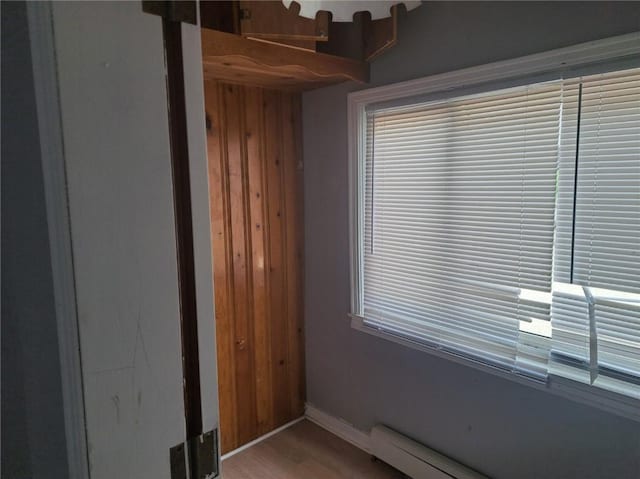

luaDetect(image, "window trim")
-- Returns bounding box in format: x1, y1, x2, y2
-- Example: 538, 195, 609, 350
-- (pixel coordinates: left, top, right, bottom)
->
347, 32, 640, 422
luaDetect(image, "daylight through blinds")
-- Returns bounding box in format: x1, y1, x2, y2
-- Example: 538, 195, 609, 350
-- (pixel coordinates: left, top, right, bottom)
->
360, 67, 640, 395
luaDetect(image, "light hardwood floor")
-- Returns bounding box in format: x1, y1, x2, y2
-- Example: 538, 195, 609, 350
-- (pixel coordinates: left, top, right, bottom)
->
221, 419, 406, 479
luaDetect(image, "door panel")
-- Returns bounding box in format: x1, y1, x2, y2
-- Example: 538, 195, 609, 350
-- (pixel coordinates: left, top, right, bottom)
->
49, 3, 213, 477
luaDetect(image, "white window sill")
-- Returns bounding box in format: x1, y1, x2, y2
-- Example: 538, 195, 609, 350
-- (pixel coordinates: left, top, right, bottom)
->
350, 315, 640, 423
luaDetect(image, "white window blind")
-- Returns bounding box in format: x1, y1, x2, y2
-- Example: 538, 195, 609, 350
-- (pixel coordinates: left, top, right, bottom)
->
550, 69, 640, 399
360, 67, 640, 394
362, 82, 562, 380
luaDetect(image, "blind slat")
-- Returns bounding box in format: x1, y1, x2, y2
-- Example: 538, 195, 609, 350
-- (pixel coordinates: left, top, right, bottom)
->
360, 67, 640, 398
364, 82, 560, 379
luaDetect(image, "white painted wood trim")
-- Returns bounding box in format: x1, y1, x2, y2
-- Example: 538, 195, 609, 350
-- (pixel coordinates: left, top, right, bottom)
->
220, 417, 305, 461
181, 18, 221, 439
26, 3, 90, 478
306, 404, 491, 479
305, 405, 490, 478
348, 32, 640, 318
347, 93, 366, 316
370, 425, 488, 479
348, 32, 640, 105
347, 32, 640, 424
352, 307, 640, 423
305, 404, 372, 453
350, 315, 546, 390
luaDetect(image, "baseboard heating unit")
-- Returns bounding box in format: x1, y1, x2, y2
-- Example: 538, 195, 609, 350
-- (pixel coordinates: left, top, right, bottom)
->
370, 425, 488, 479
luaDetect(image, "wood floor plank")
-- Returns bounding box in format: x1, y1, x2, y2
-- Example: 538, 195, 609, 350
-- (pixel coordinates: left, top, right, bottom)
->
221, 420, 406, 479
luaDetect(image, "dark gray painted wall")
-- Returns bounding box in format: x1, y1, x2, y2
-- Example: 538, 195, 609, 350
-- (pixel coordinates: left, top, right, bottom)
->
302, 3, 640, 478
1, 2, 70, 478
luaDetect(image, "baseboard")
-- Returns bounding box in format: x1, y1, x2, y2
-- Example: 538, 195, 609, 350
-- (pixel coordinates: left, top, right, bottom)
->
304, 404, 487, 479
220, 416, 305, 461
304, 403, 372, 453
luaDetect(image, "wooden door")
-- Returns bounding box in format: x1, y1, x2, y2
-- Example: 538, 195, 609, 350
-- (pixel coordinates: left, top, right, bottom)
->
204, 81, 305, 453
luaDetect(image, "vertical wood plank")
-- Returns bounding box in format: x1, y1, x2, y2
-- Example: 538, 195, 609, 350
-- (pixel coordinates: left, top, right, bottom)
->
244, 86, 274, 436
293, 94, 307, 414
222, 84, 258, 447
205, 81, 305, 453
204, 81, 238, 453
282, 93, 306, 416
263, 89, 292, 427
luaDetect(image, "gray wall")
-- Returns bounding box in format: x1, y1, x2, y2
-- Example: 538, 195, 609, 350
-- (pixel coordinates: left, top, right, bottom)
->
303, 3, 640, 478
1, 2, 69, 478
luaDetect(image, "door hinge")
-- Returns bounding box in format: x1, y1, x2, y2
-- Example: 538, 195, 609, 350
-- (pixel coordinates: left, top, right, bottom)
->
170, 442, 188, 479
170, 429, 220, 479
190, 429, 219, 479
142, 1, 197, 25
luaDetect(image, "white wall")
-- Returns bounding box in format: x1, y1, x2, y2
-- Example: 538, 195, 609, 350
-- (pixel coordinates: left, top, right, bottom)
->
303, 3, 640, 478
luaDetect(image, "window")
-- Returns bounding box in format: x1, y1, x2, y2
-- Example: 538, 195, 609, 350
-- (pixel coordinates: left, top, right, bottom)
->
363, 82, 561, 380
550, 70, 640, 398
349, 36, 640, 414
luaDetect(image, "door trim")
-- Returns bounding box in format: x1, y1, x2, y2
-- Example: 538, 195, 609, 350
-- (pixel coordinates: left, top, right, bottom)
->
26, 3, 90, 478
179, 18, 221, 437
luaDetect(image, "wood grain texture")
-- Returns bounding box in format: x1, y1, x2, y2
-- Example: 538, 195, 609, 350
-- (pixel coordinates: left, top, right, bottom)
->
221, 420, 405, 479
205, 80, 305, 454
201, 28, 369, 91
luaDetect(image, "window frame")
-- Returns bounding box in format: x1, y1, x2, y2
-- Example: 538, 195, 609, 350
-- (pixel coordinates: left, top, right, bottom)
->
347, 32, 640, 421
